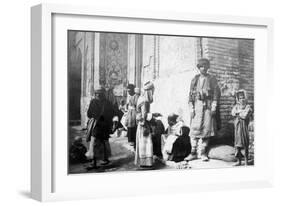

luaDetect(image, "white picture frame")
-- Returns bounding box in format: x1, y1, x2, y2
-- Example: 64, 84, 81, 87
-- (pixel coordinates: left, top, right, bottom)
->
31, 3, 274, 202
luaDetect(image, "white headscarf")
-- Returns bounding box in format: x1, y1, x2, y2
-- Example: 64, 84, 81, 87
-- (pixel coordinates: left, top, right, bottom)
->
143, 81, 154, 103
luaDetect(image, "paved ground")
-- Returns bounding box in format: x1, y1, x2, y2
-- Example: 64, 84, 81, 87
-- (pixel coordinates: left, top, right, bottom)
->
68, 126, 250, 174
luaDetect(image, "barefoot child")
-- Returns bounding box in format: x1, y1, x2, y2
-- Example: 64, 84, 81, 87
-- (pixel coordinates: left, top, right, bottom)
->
231, 90, 252, 166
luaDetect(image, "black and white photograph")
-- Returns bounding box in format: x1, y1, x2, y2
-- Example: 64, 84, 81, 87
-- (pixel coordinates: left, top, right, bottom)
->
67, 30, 254, 174
2, 0, 280, 204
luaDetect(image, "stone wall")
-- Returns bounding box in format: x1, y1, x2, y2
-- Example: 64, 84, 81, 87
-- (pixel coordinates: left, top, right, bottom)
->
143, 35, 198, 127
238, 40, 254, 107
71, 32, 131, 128
68, 31, 95, 127
68, 31, 82, 122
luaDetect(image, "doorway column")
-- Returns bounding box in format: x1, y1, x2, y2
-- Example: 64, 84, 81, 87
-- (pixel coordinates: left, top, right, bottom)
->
135, 35, 143, 88
80, 32, 95, 128
127, 34, 136, 85
93, 32, 100, 89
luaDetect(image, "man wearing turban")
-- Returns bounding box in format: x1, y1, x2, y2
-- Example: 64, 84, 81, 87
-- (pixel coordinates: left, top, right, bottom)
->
125, 84, 139, 148
185, 58, 220, 162
85, 86, 117, 169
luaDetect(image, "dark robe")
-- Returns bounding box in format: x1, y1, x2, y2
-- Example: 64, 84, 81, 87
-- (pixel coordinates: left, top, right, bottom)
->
167, 127, 192, 162
87, 98, 116, 140
150, 118, 165, 157
169, 135, 191, 162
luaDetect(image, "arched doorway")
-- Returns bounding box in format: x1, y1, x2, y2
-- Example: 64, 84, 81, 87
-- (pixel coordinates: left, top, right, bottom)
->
68, 32, 82, 125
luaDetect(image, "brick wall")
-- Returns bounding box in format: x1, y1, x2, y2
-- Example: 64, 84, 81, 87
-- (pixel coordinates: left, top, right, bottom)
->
202, 38, 254, 128
238, 40, 254, 107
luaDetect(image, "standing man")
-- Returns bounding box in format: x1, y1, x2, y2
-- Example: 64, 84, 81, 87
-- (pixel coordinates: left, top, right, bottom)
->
86, 86, 117, 169
126, 84, 140, 148
185, 58, 220, 161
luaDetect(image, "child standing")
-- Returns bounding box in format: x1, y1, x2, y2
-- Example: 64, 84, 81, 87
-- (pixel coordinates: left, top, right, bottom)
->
231, 90, 252, 166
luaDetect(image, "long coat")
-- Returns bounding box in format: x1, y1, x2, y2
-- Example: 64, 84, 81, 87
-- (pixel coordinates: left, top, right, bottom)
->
134, 96, 154, 166
85, 98, 117, 160
188, 73, 221, 138
87, 98, 116, 140
231, 104, 252, 148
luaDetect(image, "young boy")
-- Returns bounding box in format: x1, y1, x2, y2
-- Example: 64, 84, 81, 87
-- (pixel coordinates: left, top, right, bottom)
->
231, 90, 252, 166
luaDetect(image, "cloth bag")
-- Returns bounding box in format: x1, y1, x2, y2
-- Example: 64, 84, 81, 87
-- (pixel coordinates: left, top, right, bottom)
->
85, 119, 97, 160
85, 136, 95, 160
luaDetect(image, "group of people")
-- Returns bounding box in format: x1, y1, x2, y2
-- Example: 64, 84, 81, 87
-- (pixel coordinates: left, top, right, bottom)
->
76, 58, 252, 170
186, 58, 252, 166
120, 82, 192, 167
